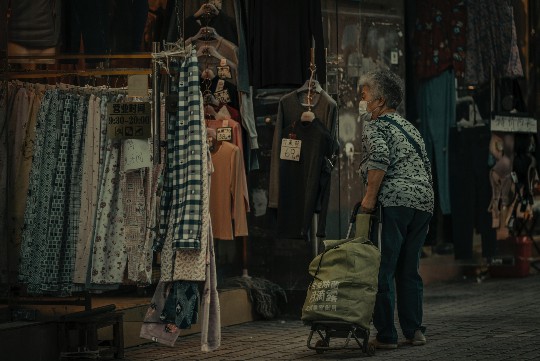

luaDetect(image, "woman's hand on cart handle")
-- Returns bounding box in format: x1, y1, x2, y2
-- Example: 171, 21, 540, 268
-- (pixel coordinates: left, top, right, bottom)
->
361, 195, 377, 214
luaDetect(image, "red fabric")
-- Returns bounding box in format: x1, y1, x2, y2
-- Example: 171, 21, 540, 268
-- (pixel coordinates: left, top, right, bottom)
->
413, 0, 466, 79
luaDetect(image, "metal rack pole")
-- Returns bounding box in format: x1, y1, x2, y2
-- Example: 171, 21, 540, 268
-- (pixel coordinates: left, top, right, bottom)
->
152, 42, 161, 165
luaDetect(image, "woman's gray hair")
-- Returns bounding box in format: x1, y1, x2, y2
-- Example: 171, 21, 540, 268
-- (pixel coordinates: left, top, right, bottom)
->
359, 70, 404, 109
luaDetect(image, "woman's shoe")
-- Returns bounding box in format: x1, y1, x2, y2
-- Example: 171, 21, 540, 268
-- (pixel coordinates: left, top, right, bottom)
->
406, 330, 427, 346
369, 339, 398, 349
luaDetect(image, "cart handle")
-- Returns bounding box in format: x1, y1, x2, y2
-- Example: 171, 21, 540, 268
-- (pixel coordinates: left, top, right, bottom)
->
349, 202, 362, 224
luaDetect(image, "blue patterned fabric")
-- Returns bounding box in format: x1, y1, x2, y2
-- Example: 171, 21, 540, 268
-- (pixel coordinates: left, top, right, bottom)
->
160, 281, 200, 329
155, 50, 203, 251
20, 90, 86, 295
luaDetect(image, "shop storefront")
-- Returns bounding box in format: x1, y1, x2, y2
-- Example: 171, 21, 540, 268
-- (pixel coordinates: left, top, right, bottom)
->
0, 0, 538, 359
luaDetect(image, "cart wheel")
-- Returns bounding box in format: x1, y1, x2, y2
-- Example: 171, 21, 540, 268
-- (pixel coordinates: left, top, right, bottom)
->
315, 340, 327, 354
367, 343, 376, 356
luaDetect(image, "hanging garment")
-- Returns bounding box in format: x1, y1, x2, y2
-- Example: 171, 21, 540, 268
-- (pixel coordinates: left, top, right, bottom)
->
122, 170, 150, 283
160, 97, 210, 283
247, 0, 325, 88
160, 282, 200, 329
0, 85, 8, 284
199, 53, 238, 87
60, 0, 109, 63
413, 0, 466, 79
20, 91, 83, 295
449, 126, 497, 260
6, 87, 40, 283
276, 118, 337, 242
418, 68, 456, 215
232, 0, 250, 93
141, 223, 220, 350
465, 0, 523, 85
90, 94, 127, 285
269, 90, 338, 208
210, 141, 249, 240
19, 90, 56, 290
202, 77, 239, 110
200, 224, 220, 352
8, 0, 61, 48
188, 37, 239, 66
173, 103, 211, 282
65, 94, 89, 286
156, 51, 204, 252
73, 95, 102, 284
140, 281, 182, 347
206, 118, 244, 160
240, 89, 259, 153
39, 92, 80, 295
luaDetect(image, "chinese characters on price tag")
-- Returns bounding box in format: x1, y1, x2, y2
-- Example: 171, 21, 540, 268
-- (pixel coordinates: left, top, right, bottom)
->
216, 127, 232, 141
280, 138, 302, 162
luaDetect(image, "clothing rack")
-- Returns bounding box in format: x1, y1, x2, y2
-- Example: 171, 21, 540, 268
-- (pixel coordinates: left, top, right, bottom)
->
1, 54, 158, 321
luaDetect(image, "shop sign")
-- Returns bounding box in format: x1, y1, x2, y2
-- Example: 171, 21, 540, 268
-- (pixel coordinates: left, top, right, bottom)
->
492, 115, 537, 133
107, 102, 152, 139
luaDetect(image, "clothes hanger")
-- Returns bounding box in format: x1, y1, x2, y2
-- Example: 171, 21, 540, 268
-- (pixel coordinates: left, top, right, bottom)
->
196, 45, 226, 61
205, 104, 217, 119
207, 128, 221, 153
296, 79, 322, 94
301, 49, 317, 122
203, 92, 220, 107
186, 27, 223, 45
203, 91, 219, 119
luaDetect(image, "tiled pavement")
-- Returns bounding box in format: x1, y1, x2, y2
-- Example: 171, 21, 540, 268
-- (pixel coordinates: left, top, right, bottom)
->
126, 274, 540, 360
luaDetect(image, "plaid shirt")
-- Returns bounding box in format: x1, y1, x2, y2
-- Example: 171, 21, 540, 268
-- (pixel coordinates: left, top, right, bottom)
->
155, 51, 203, 251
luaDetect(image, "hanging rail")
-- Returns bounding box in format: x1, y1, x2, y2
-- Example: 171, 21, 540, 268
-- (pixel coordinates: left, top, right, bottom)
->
7, 53, 152, 60
6, 68, 152, 79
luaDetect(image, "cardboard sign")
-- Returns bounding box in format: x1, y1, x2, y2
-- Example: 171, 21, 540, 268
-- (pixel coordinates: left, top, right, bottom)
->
127, 74, 149, 97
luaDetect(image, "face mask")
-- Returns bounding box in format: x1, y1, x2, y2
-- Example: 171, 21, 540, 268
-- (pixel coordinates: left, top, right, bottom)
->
358, 100, 372, 119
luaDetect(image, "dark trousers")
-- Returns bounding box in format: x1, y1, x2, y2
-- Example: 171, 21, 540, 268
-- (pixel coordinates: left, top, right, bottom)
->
449, 126, 497, 260
371, 206, 431, 343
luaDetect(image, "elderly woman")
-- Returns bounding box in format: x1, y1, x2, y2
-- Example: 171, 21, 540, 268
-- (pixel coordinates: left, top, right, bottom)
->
358, 70, 434, 349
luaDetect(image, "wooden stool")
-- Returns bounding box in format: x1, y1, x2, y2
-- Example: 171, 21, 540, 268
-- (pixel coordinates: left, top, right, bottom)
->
58, 305, 124, 359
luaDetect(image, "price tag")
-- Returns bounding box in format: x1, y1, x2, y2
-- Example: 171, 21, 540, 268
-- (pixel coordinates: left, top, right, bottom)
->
280, 138, 302, 162
390, 51, 399, 65
214, 89, 231, 104
123, 139, 152, 171
217, 65, 232, 79
216, 127, 232, 141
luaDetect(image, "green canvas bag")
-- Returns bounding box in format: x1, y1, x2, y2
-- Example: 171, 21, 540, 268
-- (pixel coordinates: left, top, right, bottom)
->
301, 233, 380, 330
